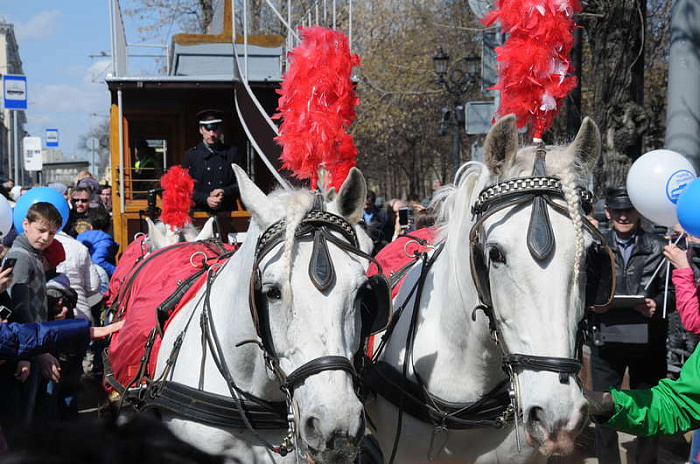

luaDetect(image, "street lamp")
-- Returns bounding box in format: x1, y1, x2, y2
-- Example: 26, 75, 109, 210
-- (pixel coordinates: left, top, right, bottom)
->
433, 49, 481, 178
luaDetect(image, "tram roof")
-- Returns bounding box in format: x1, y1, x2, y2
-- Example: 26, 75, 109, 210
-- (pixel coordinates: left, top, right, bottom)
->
107, 41, 283, 91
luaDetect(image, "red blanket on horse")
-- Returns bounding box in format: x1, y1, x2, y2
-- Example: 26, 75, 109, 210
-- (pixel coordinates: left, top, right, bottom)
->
367, 227, 438, 297
106, 238, 236, 389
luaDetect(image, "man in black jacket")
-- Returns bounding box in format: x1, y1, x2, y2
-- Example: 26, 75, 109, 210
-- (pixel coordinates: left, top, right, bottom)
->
183, 109, 242, 211
590, 186, 673, 464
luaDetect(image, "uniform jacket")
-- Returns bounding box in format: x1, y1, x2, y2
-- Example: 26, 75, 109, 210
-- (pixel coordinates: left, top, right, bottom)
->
55, 232, 101, 323
671, 268, 700, 333
183, 141, 241, 211
0, 318, 90, 361
595, 228, 673, 344
606, 340, 700, 436
77, 229, 119, 277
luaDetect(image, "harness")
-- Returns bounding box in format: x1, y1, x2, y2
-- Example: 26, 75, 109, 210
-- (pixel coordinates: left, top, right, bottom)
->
109, 197, 392, 459
363, 145, 616, 461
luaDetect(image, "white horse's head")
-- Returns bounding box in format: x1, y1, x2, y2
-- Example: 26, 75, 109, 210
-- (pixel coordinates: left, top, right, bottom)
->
235, 165, 370, 463
461, 115, 601, 455
145, 216, 216, 250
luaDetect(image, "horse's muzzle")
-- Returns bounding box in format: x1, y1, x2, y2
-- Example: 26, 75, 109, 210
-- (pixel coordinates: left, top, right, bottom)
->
524, 403, 588, 456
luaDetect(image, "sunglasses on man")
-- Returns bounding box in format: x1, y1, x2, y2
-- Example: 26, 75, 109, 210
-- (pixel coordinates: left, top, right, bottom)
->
71, 198, 89, 203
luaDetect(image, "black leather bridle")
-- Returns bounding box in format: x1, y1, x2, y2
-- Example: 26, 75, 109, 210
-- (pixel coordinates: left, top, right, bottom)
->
244, 199, 391, 454
467, 146, 616, 449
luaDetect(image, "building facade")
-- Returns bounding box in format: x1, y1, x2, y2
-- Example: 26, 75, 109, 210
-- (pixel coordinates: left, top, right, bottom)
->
0, 19, 26, 182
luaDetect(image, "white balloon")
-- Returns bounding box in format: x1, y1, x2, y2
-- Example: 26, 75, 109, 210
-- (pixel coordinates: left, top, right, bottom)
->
0, 195, 12, 237
626, 149, 697, 227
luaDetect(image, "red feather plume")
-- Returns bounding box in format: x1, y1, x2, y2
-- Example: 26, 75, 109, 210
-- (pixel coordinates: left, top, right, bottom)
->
160, 166, 195, 230
483, 0, 582, 139
274, 26, 361, 190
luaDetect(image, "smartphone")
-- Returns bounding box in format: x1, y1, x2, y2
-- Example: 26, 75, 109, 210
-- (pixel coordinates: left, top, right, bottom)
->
398, 207, 410, 227
0, 305, 12, 320
2, 258, 17, 271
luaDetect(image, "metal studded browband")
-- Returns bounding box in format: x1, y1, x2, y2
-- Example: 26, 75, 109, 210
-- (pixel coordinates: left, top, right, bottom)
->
255, 210, 359, 258
471, 176, 593, 217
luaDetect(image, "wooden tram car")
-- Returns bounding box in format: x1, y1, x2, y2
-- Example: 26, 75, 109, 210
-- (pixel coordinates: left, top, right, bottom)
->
107, 6, 288, 250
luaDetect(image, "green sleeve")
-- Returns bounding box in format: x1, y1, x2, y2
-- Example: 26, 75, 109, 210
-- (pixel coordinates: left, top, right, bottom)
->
605, 346, 700, 436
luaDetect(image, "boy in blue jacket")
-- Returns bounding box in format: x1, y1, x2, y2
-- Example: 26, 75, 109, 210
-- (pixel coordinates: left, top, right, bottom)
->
77, 209, 118, 279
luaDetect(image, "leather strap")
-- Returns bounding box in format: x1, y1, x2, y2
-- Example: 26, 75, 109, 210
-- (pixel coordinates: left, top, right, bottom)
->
142, 381, 287, 430
281, 355, 357, 391
363, 361, 511, 429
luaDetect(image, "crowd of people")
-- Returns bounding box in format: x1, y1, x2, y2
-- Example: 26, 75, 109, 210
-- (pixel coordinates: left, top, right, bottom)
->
0, 146, 698, 463
0, 171, 120, 450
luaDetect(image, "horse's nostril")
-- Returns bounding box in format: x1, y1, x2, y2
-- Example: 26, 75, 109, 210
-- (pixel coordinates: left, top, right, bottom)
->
327, 430, 350, 450
304, 416, 323, 446
528, 406, 545, 425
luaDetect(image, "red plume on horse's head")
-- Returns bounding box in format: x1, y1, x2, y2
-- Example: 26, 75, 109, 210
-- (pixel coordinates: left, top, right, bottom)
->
160, 166, 195, 230
274, 26, 361, 190
484, 0, 582, 140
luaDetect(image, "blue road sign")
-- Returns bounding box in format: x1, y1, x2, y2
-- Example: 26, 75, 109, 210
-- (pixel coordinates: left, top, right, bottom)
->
3, 75, 27, 110
46, 129, 59, 147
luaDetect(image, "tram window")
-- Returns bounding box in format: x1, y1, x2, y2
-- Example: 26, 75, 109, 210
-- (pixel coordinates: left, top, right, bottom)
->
131, 139, 166, 199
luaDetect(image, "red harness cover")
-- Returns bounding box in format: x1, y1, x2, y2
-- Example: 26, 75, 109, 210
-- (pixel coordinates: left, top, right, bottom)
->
365, 228, 438, 358
106, 238, 235, 388
367, 227, 438, 297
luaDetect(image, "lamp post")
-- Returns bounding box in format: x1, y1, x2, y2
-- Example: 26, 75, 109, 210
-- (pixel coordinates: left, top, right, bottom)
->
433, 48, 481, 179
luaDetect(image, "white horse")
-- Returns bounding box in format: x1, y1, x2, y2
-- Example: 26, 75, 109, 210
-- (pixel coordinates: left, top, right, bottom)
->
151, 165, 375, 463
365, 115, 605, 463
144, 216, 216, 250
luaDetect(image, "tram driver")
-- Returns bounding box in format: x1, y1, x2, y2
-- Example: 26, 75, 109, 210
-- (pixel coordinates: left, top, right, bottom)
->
183, 109, 242, 212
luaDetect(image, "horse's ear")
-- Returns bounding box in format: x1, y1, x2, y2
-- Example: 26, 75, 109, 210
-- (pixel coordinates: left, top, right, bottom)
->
232, 164, 276, 227
146, 217, 167, 250
484, 114, 518, 177
570, 117, 601, 171
181, 223, 198, 242
325, 187, 337, 202
194, 217, 216, 241
334, 167, 366, 224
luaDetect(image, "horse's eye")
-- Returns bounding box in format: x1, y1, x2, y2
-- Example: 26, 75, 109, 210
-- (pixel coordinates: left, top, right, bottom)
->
265, 286, 282, 300
489, 247, 506, 265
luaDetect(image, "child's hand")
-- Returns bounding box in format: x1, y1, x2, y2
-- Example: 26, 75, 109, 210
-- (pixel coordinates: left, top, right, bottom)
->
0, 266, 13, 294
14, 360, 30, 383
90, 320, 125, 340
36, 353, 61, 382
663, 245, 690, 269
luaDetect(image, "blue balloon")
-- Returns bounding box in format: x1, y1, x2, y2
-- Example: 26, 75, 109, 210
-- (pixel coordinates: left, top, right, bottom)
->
13, 187, 70, 234
677, 178, 700, 238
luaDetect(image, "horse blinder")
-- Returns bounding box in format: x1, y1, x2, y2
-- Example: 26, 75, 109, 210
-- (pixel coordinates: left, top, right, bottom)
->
359, 274, 393, 337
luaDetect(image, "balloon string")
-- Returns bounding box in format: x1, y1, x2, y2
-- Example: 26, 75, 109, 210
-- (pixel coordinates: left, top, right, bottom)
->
644, 231, 686, 294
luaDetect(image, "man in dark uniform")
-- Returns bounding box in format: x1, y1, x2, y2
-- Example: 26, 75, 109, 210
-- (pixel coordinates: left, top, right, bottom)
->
590, 186, 673, 464
183, 109, 241, 211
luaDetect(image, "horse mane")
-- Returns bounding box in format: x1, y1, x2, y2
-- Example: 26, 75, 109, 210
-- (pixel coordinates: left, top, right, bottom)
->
266, 189, 316, 306
431, 161, 491, 305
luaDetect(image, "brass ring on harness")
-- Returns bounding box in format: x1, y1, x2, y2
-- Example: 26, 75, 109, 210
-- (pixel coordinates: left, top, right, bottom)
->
189, 251, 208, 268
403, 240, 435, 258
208, 262, 223, 274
